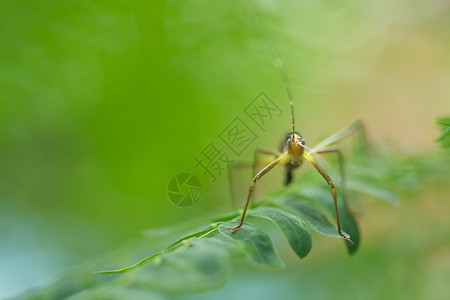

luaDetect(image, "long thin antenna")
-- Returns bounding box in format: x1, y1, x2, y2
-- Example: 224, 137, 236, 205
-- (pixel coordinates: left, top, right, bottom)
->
244, 0, 296, 137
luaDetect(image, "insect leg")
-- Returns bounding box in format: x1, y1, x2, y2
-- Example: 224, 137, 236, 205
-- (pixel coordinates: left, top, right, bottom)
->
253, 147, 280, 177
228, 156, 277, 208
311, 119, 368, 154
232, 154, 287, 232
304, 153, 354, 245
314, 147, 353, 216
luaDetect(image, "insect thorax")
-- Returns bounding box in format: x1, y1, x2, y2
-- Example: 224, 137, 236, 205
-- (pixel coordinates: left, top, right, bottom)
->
280, 132, 305, 167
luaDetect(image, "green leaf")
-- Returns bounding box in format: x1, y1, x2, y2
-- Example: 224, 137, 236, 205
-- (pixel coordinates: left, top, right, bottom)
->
436, 117, 450, 148
436, 117, 450, 127
97, 226, 219, 274
165, 224, 218, 248
143, 213, 239, 239
294, 187, 360, 254
131, 238, 232, 293
96, 252, 163, 274
281, 199, 346, 239
340, 212, 360, 254
347, 180, 399, 204
218, 221, 284, 268
249, 207, 312, 259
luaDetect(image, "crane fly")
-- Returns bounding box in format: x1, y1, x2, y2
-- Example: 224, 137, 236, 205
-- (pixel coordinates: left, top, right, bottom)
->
230, 3, 366, 246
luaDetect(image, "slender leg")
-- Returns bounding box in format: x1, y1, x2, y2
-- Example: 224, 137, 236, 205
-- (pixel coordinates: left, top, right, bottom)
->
253, 147, 280, 177
228, 150, 280, 207
227, 163, 236, 207
356, 120, 369, 155
251, 148, 280, 202
304, 153, 354, 245
311, 119, 368, 154
228, 157, 278, 208
232, 154, 287, 232
228, 161, 256, 208
315, 147, 353, 216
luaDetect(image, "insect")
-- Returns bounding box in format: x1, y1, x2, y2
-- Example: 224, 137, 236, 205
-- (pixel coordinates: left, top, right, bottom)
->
230, 4, 367, 245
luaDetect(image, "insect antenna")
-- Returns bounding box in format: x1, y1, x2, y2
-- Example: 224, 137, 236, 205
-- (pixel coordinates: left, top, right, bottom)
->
245, 0, 296, 139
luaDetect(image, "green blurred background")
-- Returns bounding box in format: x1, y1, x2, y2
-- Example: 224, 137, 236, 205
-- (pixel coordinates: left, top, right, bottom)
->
0, 0, 449, 299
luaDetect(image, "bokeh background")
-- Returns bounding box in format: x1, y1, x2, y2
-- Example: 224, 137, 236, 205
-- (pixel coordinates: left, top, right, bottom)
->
0, 0, 449, 299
